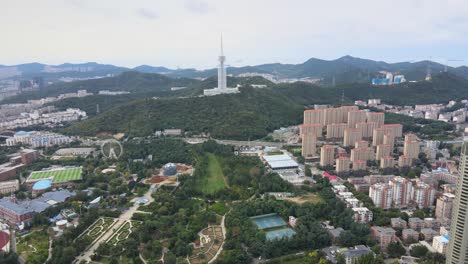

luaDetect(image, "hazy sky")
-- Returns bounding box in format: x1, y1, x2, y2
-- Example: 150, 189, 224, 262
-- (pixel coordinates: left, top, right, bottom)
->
1, 0, 468, 68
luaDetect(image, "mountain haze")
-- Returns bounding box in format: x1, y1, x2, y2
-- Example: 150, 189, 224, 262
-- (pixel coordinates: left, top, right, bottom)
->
2, 56, 467, 84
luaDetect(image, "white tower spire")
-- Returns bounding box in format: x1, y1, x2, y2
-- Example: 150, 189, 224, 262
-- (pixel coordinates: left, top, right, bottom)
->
220, 34, 224, 56
217, 34, 227, 90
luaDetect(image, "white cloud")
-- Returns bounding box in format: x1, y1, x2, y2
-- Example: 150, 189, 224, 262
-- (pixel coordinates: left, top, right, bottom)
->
0, 0, 467, 68
136, 8, 159, 20
184, 0, 211, 14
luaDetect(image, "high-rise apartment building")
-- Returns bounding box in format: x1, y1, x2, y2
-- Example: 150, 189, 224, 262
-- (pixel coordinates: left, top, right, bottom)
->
369, 183, 393, 209
348, 110, 367, 128
373, 124, 403, 146
353, 160, 367, 171
351, 147, 375, 162
344, 128, 362, 147
389, 176, 411, 208
383, 134, 395, 147
301, 133, 317, 158
355, 140, 368, 148
367, 112, 385, 127
381, 124, 403, 138
411, 182, 435, 208
435, 193, 455, 222
404, 139, 420, 159
326, 123, 348, 140
356, 122, 378, 139
376, 144, 392, 160
380, 156, 395, 169
300, 123, 323, 138
447, 142, 468, 263
336, 157, 351, 173
320, 145, 335, 167
303, 109, 324, 125
398, 155, 413, 167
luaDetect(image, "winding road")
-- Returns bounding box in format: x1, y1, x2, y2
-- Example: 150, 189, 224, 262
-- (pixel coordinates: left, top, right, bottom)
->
74, 187, 155, 263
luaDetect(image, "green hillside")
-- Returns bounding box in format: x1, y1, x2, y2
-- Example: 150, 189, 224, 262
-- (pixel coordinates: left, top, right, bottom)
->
61, 72, 468, 140
3, 71, 201, 104
274, 73, 468, 106
63, 87, 303, 139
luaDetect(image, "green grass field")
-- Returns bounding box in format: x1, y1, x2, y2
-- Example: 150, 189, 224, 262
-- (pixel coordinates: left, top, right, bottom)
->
200, 154, 226, 194
29, 167, 83, 183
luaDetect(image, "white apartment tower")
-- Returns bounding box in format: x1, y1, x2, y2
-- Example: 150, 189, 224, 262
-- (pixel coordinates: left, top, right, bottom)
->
447, 142, 468, 263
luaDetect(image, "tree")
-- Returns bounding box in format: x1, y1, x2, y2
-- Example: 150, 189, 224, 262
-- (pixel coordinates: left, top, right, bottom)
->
410, 245, 429, 258
387, 242, 406, 258
336, 253, 346, 264
0, 252, 18, 264
337, 231, 356, 247
164, 251, 177, 264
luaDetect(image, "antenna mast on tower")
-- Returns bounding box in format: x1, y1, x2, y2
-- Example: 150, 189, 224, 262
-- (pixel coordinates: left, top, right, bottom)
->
425, 57, 432, 81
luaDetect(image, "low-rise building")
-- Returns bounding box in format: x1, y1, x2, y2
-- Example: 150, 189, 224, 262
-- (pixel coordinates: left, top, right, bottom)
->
391, 218, 408, 229
343, 245, 373, 264
408, 217, 425, 231
0, 163, 24, 181
54, 148, 95, 157
0, 180, 20, 194
0, 190, 75, 224
371, 226, 396, 249
402, 229, 419, 242
432, 235, 449, 254
421, 228, 439, 241
352, 207, 373, 223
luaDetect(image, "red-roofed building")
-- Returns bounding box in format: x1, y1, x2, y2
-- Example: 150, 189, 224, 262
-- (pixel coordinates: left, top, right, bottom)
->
323, 171, 338, 181
0, 231, 9, 252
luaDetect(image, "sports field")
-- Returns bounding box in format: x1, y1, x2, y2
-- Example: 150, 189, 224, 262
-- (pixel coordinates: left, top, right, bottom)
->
250, 213, 287, 230
250, 213, 296, 241
28, 167, 83, 183
265, 228, 296, 241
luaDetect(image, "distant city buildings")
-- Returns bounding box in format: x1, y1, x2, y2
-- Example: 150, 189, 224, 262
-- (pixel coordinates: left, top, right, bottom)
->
372, 72, 406, 85
0, 108, 86, 130
98, 90, 130, 95
6, 131, 73, 147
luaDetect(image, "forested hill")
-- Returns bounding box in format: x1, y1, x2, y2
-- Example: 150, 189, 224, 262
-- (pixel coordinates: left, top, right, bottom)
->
2, 71, 201, 104
274, 73, 468, 106
61, 73, 468, 139
63, 87, 304, 140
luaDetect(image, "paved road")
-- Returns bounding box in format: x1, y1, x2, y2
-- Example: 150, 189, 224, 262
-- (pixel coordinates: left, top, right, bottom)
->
208, 213, 227, 264
183, 137, 299, 148
75, 187, 155, 263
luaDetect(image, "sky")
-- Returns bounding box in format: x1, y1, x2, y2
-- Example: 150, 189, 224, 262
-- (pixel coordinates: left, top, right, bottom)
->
1, 0, 468, 69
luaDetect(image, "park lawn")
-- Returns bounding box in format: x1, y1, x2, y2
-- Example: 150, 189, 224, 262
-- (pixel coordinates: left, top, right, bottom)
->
201, 153, 227, 194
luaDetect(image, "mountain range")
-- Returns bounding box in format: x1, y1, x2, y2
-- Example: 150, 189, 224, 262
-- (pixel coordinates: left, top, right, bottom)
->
2, 56, 468, 84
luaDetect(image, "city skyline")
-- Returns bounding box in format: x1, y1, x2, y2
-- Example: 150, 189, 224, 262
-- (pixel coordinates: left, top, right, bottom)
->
1, 0, 468, 68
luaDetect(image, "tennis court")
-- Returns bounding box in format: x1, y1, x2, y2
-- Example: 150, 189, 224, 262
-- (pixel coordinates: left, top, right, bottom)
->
250, 213, 297, 241
265, 228, 296, 241
250, 213, 287, 230
28, 167, 83, 183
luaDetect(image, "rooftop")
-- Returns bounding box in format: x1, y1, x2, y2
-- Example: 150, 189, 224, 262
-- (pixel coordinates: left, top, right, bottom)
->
0, 190, 75, 215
